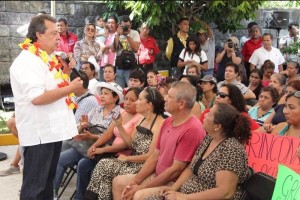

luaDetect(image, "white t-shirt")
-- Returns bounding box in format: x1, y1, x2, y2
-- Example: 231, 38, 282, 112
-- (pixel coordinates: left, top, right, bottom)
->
10, 50, 78, 146
179, 49, 208, 74
249, 46, 285, 73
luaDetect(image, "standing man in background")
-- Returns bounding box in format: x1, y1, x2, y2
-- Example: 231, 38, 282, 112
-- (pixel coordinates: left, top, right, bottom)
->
241, 25, 262, 78
10, 14, 82, 199
113, 15, 140, 88
137, 22, 160, 74
279, 22, 300, 63
196, 20, 215, 75
249, 33, 285, 73
56, 17, 78, 54
165, 17, 189, 79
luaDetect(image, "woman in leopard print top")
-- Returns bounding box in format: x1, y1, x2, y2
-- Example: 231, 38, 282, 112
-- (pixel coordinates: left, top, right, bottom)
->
147, 103, 251, 200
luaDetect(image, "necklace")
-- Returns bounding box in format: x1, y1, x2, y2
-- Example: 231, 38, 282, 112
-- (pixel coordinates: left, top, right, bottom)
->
19, 38, 77, 110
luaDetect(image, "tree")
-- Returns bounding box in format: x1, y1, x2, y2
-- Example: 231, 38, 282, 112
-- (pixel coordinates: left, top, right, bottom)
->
103, 0, 266, 38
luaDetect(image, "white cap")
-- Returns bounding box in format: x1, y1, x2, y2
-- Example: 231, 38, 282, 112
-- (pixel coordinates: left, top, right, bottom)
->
87, 56, 100, 72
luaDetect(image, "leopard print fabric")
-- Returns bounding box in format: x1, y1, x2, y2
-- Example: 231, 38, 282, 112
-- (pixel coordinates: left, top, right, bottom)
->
86, 126, 153, 200
146, 135, 248, 200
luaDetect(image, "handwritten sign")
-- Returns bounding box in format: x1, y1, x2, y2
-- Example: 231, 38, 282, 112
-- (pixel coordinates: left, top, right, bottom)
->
246, 132, 300, 177
272, 165, 300, 200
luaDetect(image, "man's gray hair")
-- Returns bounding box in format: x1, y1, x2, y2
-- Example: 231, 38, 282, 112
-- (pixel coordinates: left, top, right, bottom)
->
171, 81, 196, 109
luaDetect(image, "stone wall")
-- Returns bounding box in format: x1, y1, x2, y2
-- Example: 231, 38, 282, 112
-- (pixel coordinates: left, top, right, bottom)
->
0, 1, 106, 84
0, 1, 300, 83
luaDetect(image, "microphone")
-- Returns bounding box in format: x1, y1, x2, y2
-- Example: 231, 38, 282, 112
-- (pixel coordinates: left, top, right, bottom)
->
55, 51, 82, 79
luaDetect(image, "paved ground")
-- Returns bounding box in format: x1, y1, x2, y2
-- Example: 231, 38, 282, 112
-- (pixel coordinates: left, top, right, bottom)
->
0, 145, 76, 200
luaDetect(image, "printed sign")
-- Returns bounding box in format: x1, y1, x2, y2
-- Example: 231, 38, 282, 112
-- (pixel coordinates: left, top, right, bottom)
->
246, 132, 300, 177
272, 165, 300, 200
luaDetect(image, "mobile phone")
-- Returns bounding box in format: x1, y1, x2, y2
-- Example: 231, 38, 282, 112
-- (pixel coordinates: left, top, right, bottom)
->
72, 68, 82, 79
112, 110, 120, 120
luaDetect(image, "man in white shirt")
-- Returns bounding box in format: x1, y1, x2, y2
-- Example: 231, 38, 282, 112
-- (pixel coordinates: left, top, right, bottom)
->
10, 14, 83, 199
249, 33, 285, 73
279, 22, 300, 62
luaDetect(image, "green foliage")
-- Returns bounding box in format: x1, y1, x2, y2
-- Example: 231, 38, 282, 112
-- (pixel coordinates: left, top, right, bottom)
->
260, 0, 300, 9
102, 0, 265, 38
0, 116, 9, 134
281, 42, 300, 54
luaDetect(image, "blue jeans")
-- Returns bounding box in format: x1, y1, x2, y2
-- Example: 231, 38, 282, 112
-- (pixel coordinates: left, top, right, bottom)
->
53, 148, 96, 200
116, 68, 131, 88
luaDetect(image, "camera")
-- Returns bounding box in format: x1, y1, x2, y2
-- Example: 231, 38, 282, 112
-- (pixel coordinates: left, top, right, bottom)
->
121, 25, 129, 32
227, 42, 234, 48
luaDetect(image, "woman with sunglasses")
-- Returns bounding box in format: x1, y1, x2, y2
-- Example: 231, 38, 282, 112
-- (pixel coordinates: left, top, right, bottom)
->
84, 87, 165, 200
200, 84, 260, 130
74, 23, 102, 63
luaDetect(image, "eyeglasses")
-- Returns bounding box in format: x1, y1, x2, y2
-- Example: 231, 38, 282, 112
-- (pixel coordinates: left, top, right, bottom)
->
87, 28, 95, 32
216, 91, 229, 98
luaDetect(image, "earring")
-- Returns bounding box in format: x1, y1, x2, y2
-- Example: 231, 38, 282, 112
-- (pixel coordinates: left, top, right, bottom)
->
214, 128, 218, 131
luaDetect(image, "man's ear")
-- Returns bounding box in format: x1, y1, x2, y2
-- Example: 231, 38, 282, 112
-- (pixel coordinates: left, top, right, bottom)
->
36, 32, 42, 40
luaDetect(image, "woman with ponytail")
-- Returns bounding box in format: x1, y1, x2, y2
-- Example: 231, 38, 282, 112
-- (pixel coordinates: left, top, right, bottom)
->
147, 103, 251, 200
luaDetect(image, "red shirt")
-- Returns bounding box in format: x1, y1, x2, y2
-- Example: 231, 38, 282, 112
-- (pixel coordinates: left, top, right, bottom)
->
155, 116, 205, 176
200, 109, 260, 130
138, 36, 160, 65
57, 32, 78, 53
241, 37, 262, 62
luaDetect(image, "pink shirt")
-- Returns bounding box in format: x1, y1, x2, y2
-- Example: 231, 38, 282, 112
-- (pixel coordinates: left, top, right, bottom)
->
100, 32, 117, 67
155, 116, 206, 176
112, 110, 143, 156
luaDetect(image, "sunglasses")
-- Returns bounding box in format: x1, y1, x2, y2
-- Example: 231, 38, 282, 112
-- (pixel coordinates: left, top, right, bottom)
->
216, 91, 229, 98
287, 91, 300, 98
86, 28, 95, 32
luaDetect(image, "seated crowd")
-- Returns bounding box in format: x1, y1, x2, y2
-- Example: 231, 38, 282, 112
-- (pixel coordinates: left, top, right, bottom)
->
2, 12, 300, 200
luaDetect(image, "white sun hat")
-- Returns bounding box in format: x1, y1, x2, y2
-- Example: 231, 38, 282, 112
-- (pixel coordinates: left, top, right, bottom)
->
95, 82, 124, 104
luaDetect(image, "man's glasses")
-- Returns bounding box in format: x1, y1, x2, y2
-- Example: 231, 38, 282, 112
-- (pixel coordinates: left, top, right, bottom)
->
87, 28, 95, 32
216, 91, 229, 99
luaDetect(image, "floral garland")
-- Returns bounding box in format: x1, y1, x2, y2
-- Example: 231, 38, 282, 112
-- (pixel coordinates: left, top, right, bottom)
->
18, 38, 77, 110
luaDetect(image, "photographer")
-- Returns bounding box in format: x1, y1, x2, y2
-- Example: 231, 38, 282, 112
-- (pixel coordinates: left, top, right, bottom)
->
215, 36, 242, 82
112, 15, 141, 88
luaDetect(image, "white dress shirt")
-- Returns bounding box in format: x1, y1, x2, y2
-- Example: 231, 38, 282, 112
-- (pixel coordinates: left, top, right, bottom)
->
10, 50, 78, 146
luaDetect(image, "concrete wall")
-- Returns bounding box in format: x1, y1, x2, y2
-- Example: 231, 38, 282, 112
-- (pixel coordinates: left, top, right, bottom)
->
0, 1, 299, 84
